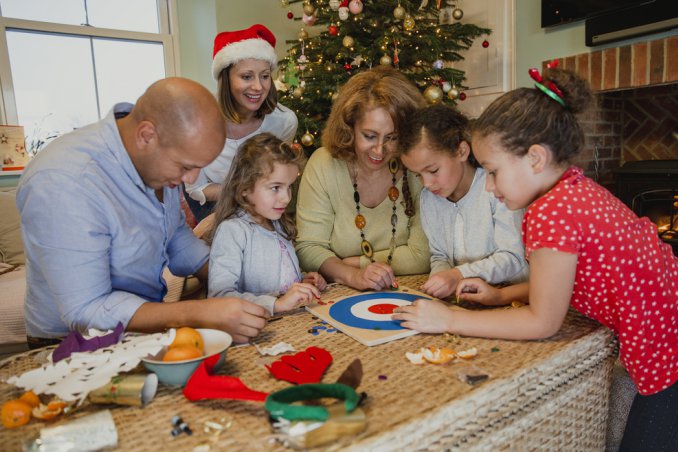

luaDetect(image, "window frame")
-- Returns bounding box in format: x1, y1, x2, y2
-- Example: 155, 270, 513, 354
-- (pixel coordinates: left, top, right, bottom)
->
0, 0, 180, 125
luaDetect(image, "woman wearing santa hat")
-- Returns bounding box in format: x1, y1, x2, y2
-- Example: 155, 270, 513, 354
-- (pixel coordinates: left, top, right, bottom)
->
185, 24, 298, 222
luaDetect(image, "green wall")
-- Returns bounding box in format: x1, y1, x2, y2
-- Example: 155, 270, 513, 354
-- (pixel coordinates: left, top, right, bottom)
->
515, 0, 677, 88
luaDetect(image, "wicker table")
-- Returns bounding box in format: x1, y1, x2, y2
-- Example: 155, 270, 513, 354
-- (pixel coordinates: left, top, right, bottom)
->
0, 275, 617, 451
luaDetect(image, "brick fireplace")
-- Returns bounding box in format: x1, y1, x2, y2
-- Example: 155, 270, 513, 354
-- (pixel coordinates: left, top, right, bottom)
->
545, 35, 678, 187
546, 36, 678, 254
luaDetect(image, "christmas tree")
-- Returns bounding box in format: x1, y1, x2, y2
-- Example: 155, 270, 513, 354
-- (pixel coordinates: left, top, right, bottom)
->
275, 0, 491, 150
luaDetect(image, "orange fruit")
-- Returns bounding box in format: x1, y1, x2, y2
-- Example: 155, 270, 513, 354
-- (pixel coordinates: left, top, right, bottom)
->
18, 391, 40, 408
1, 399, 32, 429
162, 345, 203, 362
170, 327, 204, 353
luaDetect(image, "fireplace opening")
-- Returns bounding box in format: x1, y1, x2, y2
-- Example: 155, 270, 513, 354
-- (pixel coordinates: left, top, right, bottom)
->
614, 160, 678, 256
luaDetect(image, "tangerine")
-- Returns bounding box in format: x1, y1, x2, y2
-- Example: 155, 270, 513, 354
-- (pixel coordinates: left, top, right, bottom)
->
32, 400, 68, 421
18, 391, 40, 408
1, 399, 32, 429
162, 345, 203, 362
170, 327, 204, 353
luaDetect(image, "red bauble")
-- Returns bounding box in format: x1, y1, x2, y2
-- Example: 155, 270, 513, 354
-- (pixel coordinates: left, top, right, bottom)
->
287, 11, 294, 19
482, 40, 489, 48
328, 25, 338, 36
344, 63, 351, 70
459, 92, 467, 101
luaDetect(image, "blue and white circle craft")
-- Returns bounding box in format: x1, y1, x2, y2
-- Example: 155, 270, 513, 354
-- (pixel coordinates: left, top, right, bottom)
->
329, 292, 431, 330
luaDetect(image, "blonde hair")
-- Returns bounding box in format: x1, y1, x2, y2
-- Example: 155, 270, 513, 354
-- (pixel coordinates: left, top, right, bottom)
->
204, 133, 306, 244
322, 66, 426, 161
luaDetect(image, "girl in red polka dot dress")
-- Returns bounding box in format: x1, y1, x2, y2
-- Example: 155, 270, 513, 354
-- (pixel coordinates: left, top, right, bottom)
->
393, 65, 677, 450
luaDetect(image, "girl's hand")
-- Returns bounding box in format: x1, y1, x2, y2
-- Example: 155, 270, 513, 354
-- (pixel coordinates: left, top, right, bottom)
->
275, 283, 320, 313
302, 272, 327, 291
350, 262, 396, 291
421, 268, 463, 299
456, 278, 501, 305
391, 298, 453, 333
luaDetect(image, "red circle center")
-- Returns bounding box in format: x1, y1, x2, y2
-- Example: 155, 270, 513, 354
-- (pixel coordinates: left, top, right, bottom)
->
368, 303, 398, 314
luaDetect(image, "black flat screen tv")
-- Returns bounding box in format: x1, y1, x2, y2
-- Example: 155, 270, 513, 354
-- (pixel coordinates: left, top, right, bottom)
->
542, 0, 641, 28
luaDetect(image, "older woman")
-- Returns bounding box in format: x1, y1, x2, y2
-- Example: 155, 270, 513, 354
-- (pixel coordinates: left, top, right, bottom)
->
184, 24, 298, 222
295, 67, 431, 291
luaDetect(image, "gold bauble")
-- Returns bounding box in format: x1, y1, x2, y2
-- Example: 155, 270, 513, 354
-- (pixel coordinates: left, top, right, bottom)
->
448, 87, 460, 100
293, 86, 304, 98
298, 28, 309, 41
280, 0, 289, 6
452, 8, 464, 20
342, 35, 355, 48
301, 132, 315, 147
424, 85, 443, 104
403, 15, 415, 31
393, 5, 406, 20
303, 3, 315, 15
379, 55, 393, 66
329, 0, 340, 11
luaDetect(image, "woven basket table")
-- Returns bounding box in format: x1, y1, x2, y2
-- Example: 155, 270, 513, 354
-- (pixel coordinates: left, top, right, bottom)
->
0, 275, 617, 451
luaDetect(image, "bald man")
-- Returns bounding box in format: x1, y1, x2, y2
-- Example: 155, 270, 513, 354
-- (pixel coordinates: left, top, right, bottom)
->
17, 78, 269, 346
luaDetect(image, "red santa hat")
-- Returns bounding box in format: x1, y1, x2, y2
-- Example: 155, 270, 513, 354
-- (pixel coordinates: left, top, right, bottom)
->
211, 24, 277, 80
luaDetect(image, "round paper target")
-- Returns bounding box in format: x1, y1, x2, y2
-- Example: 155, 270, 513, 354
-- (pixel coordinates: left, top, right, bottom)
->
329, 292, 431, 330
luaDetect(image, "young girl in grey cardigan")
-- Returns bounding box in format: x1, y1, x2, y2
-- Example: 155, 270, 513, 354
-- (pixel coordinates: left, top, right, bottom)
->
204, 133, 326, 314
399, 105, 528, 300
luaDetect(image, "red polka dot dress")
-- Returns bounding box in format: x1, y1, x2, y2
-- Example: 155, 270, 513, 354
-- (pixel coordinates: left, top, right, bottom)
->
523, 167, 677, 395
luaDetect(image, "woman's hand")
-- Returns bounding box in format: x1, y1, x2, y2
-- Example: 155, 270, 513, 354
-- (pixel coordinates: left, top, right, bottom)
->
421, 268, 463, 299
302, 272, 327, 291
391, 298, 453, 333
342, 256, 361, 268
275, 282, 320, 313
456, 278, 502, 305
350, 262, 396, 291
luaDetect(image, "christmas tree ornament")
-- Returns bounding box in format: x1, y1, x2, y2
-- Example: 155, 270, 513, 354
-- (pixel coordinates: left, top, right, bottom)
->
297, 54, 308, 71
342, 35, 355, 48
298, 28, 309, 41
343, 62, 351, 71
287, 11, 294, 19
302, 13, 317, 26
447, 87, 459, 100
280, 0, 289, 6
393, 4, 406, 20
328, 24, 339, 36
301, 131, 315, 147
349, 0, 363, 15
338, 0, 349, 20
482, 39, 489, 48
329, 0, 340, 11
403, 15, 415, 31
442, 81, 452, 92
424, 85, 443, 104
452, 8, 463, 20
433, 59, 444, 70
302, 1, 315, 16
379, 54, 392, 66
351, 55, 364, 66
459, 92, 467, 101
293, 86, 304, 98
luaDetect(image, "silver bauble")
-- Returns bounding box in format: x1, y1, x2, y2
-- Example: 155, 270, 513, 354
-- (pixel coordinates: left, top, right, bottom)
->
379, 54, 393, 66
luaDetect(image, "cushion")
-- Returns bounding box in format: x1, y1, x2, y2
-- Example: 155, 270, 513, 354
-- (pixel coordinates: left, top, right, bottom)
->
0, 189, 25, 266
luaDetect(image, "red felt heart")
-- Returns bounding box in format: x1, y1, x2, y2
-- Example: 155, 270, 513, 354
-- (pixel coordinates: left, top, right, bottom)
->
183, 354, 268, 402
265, 346, 333, 384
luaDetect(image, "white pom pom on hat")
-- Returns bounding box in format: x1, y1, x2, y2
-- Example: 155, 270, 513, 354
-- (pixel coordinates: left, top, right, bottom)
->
211, 24, 277, 80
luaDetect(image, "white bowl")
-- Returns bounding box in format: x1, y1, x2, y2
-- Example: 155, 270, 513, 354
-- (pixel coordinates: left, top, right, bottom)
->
141, 328, 232, 387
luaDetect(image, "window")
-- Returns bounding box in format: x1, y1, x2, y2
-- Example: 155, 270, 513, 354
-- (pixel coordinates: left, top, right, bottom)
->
0, 0, 177, 154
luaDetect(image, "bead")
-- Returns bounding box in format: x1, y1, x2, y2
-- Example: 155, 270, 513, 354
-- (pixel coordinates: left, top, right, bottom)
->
361, 240, 373, 258
353, 190, 360, 203
389, 158, 399, 174
355, 214, 366, 229
391, 213, 398, 227
388, 186, 400, 201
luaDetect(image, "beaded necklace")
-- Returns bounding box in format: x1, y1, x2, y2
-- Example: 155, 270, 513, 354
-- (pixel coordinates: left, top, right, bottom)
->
352, 158, 400, 265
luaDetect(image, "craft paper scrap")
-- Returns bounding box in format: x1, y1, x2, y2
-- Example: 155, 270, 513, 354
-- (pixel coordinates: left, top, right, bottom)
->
255, 342, 296, 356
6, 330, 174, 403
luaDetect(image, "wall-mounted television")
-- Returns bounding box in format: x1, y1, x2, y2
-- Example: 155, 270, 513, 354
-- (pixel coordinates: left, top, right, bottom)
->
541, 0, 640, 28
542, 0, 678, 47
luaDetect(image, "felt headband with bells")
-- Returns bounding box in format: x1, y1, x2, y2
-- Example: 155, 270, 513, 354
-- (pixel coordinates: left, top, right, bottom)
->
528, 60, 566, 107
211, 24, 278, 80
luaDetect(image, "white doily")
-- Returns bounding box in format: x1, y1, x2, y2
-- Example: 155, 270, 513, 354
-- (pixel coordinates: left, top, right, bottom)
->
6, 329, 174, 403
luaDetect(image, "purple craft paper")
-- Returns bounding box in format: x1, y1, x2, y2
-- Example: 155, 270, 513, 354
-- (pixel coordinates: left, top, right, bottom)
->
52, 322, 125, 363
